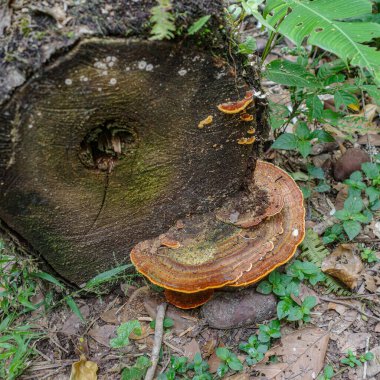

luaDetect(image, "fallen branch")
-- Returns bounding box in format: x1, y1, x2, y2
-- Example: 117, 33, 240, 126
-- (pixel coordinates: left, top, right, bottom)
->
319, 296, 380, 323
145, 302, 167, 380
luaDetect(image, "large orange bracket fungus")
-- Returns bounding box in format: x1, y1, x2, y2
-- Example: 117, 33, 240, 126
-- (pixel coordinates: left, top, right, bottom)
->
130, 161, 305, 309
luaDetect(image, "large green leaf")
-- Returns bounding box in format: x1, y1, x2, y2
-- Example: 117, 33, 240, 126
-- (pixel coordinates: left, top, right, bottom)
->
265, 0, 380, 82
265, 59, 321, 87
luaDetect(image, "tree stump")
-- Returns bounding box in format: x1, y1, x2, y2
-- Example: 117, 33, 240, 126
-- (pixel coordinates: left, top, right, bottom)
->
0, 1, 269, 284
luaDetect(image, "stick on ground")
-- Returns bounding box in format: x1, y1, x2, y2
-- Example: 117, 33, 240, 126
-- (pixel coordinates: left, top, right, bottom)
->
145, 302, 167, 380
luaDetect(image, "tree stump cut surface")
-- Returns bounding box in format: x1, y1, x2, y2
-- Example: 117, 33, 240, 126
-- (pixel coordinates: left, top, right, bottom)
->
0, 38, 261, 284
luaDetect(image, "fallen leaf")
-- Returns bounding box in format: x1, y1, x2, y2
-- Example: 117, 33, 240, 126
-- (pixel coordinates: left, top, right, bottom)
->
364, 274, 380, 293
183, 338, 201, 361
100, 308, 120, 324
69, 355, 98, 380
329, 309, 358, 335
60, 305, 90, 336
375, 323, 380, 333
203, 337, 218, 357
88, 325, 116, 347
358, 134, 380, 146
338, 332, 371, 353
208, 350, 223, 374
225, 374, 250, 380
327, 302, 347, 315
255, 327, 330, 380
322, 244, 364, 289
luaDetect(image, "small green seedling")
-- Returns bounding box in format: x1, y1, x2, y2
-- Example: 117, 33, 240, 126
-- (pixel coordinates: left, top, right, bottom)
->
341, 350, 374, 367
216, 347, 243, 376
188, 352, 213, 380
317, 364, 335, 380
158, 356, 188, 380
257, 319, 281, 343
150, 317, 174, 330
239, 335, 269, 365
361, 247, 379, 263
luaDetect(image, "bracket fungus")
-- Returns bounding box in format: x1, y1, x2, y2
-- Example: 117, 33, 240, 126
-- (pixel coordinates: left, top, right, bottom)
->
130, 161, 305, 309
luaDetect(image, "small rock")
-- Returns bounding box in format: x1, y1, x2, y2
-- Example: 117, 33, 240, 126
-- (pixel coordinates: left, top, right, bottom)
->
333, 148, 370, 181
322, 244, 364, 289
201, 288, 277, 329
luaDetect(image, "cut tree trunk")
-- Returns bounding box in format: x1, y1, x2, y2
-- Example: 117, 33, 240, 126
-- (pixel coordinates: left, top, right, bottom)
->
0, 1, 269, 284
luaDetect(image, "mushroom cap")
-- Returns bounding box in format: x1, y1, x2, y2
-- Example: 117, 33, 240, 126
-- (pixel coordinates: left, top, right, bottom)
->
130, 161, 305, 295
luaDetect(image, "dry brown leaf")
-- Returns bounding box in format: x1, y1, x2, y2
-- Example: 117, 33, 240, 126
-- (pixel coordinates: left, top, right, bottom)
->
358, 134, 380, 146
69, 355, 98, 380
0, 3, 11, 37
255, 327, 329, 380
329, 309, 358, 335
60, 305, 90, 336
338, 332, 371, 353
327, 302, 347, 315
203, 337, 218, 357
88, 325, 116, 347
322, 244, 364, 289
100, 308, 120, 324
183, 338, 201, 361
292, 284, 320, 305
225, 374, 250, 380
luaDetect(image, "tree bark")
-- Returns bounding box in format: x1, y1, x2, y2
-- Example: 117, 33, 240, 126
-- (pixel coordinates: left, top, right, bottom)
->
0, 0, 269, 284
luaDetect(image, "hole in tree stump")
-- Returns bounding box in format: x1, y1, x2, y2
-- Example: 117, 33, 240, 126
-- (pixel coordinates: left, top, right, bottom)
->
78, 122, 137, 172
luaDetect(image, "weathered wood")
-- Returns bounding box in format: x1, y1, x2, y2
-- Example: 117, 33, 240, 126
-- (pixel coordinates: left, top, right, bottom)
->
0, 1, 269, 284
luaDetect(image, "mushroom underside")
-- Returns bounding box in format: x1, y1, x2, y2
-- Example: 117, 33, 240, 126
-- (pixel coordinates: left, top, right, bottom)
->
130, 161, 305, 309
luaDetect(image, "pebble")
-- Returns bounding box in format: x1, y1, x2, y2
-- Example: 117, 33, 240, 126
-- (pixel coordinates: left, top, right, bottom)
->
201, 288, 277, 329
333, 148, 370, 181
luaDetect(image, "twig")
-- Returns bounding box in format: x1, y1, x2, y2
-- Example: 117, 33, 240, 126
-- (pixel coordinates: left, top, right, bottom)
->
319, 296, 380, 323
363, 336, 370, 379
145, 302, 167, 380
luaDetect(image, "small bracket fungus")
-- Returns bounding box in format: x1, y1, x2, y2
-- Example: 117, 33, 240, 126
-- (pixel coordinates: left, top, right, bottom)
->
217, 90, 253, 114
130, 161, 305, 309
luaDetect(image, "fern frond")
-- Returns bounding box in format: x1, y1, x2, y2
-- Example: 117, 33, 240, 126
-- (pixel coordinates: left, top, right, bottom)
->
265, 0, 380, 83
150, 0, 176, 41
300, 229, 352, 296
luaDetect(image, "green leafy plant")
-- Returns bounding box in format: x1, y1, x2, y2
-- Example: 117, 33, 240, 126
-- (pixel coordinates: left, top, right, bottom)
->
216, 347, 243, 376
277, 295, 317, 322
188, 352, 213, 380
110, 320, 142, 348
317, 364, 335, 380
333, 195, 371, 240
264, 0, 380, 81
361, 247, 379, 263
341, 349, 374, 367
150, 317, 174, 330
158, 356, 188, 380
257, 319, 281, 343
150, 0, 176, 40
239, 335, 269, 365
188, 15, 211, 35
121, 356, 151, 380
271, 121, 333, 158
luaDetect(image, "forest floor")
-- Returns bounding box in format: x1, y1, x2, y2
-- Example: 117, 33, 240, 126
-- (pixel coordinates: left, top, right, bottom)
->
2, 110, 380, 379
